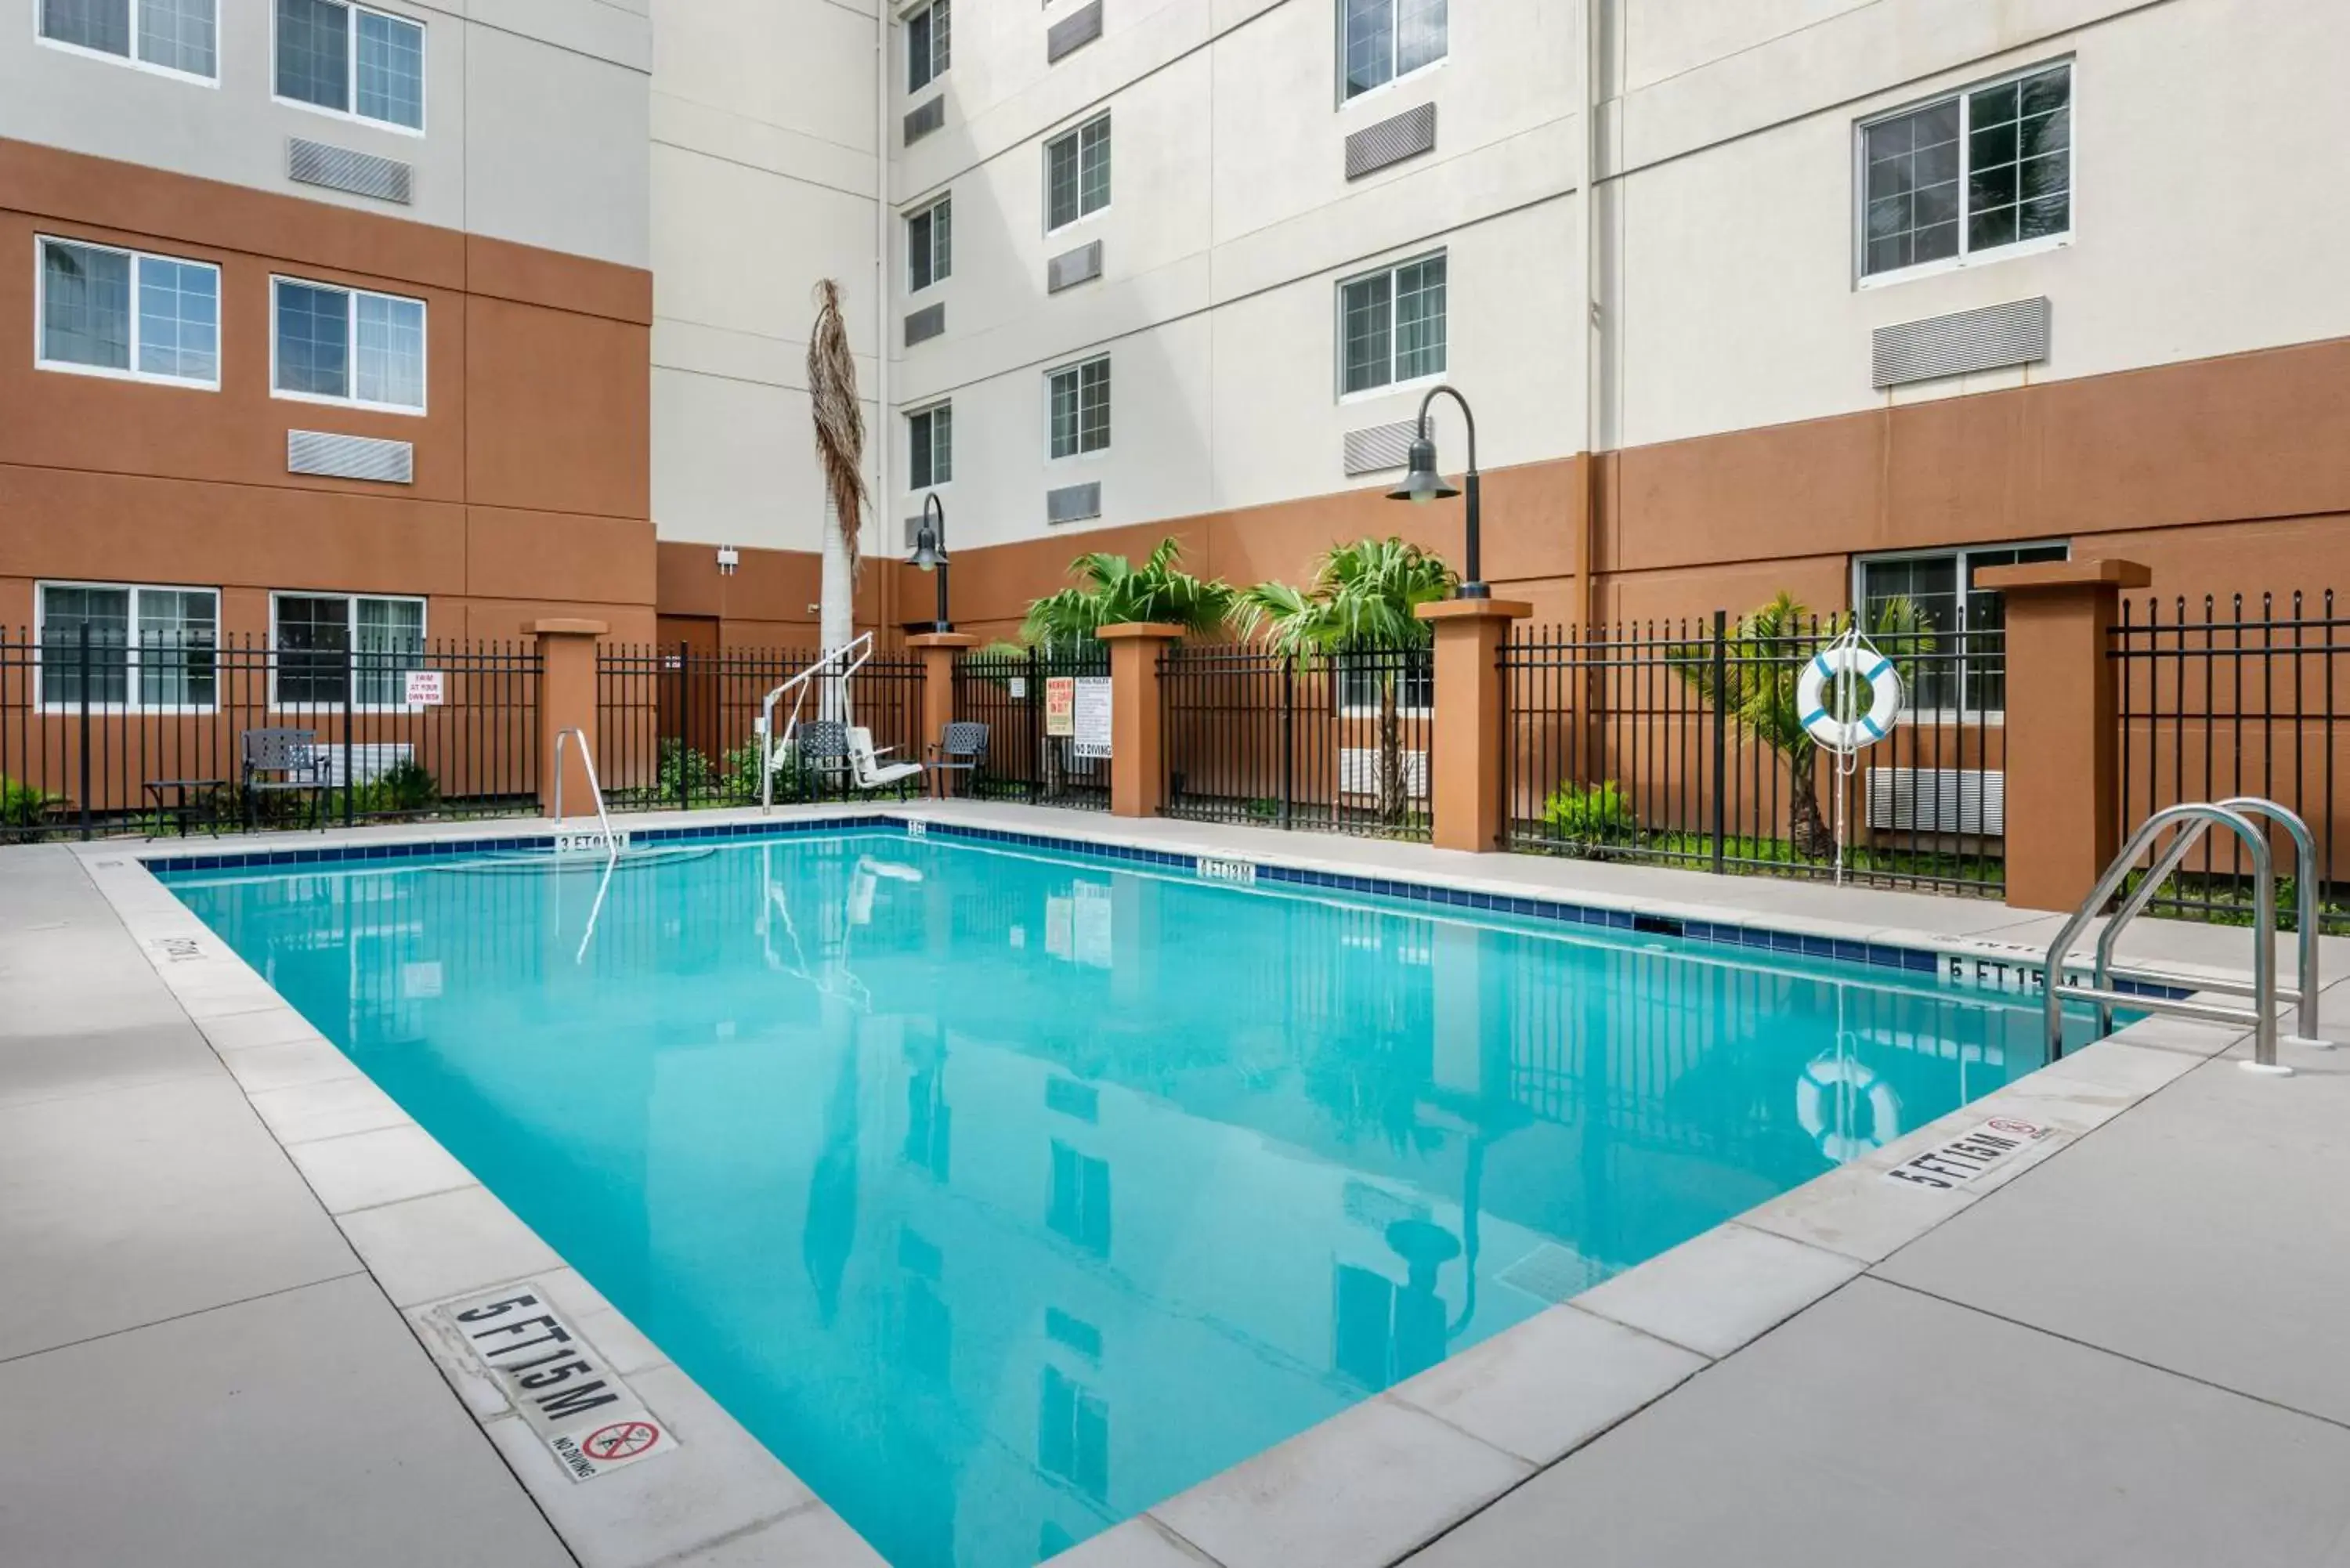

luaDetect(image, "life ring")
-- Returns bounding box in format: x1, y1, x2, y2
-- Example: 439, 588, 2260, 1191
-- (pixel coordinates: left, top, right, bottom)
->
1795, 1055, 1903, 1164
1797, 643, 1903, 753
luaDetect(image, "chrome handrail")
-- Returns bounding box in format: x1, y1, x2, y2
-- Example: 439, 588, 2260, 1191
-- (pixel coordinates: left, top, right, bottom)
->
2094, 797, 2323, 1048
760, 633, 874, 814
2041, 802, 2283, 1073
551, 726, 617, 862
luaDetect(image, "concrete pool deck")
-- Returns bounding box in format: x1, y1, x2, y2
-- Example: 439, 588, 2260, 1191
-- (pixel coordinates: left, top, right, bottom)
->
3, 802, 2347, 1567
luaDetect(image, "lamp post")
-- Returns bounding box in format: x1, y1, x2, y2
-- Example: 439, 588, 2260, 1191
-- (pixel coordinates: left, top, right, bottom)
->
1386, 384, 1487, 599
909, 492, 951, 632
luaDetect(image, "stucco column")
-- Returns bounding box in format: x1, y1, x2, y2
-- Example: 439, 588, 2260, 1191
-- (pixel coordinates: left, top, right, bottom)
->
1097, 623, 1184, 818
906, 631, 978, 795
1975, 559, 2150, 912
1415, 598, 1533, 853
531, 618, 608, 818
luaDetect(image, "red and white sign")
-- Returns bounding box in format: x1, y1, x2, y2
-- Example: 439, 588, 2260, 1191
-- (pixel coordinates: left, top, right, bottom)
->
403, 670, 446, 706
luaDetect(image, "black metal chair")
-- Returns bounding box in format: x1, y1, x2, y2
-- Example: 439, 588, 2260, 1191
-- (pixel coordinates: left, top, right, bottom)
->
240, 727, 329, 830
789, 721, 854, 800
926, 721, 989, 797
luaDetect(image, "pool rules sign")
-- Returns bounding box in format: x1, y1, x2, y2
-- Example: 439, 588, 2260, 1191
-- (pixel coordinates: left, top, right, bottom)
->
432, 1282, 677, 1481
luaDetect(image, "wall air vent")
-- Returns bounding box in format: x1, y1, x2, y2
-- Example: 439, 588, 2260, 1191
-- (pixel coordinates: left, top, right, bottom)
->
1872, 297, 2051, 388
287, 137, 413, 204
905, 303, 946, 345
905, 96, 945, 146
1047, 1, 1104, 63
1047, 240, 1104, 293
1867, 767, 2006, 836
1343, 419, 1418, 476
1046, 482, 1101, 526
1344, 102, 1437, 180
288, 430, 414, 485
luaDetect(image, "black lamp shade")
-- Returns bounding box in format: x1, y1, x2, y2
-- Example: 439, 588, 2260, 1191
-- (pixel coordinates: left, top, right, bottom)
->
909, 521, 946, 571
1386, 437, 1460, 504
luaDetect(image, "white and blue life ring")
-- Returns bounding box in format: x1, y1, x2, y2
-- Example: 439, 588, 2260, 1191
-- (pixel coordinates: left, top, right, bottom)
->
1796, 1055, 1903, 1165
1797, 643, 1903, 753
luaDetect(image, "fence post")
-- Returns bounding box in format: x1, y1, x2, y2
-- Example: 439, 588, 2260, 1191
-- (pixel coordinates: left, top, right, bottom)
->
1280, 652, 1296, 830
1710, 609, 1728, 875
1096, 623, 1184, 818
1026, 645, 1042, 804
342, 646, 356, 826
907, 632, 978, 796
1415, 598, 1532, 852
531, 619, 609, 818
1975, 559, 2150, 912
77, 621, 92, 842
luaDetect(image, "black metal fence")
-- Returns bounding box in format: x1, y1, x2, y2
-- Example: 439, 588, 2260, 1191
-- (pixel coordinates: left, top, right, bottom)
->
951, 644, 1112, 811
1159, 641, 1435, 840
1504, 614, 2005, 895
595, 644, 925, 810
2113, 592, 2349, 933
0, 628, 540, 843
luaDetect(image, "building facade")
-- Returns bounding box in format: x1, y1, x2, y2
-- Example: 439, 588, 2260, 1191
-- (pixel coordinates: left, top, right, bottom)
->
7, 0, 2348, 667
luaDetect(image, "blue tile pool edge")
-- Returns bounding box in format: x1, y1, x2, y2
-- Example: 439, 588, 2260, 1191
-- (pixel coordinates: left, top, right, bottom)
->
132, 811, 2195, 1003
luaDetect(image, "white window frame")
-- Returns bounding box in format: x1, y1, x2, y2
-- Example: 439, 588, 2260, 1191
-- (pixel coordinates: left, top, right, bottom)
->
34, 579, 221, 713
269, 275, 428, 415
1043, 112, 1112, 237
1334, 248, 1447, 403
34, 235, 222, 391
270, 0, 427, 137
1335, 0, 1448, 109
266, 591, 428, 713
1044, 354, 1111, 461
34, 0, 220, 85
1849, 539, 2070, 721
1853, 58, 2074, 291
906, 0, 948, 95
906, 399, 953, 491
1334, 649, 1434, 719
906, 193, 952, 293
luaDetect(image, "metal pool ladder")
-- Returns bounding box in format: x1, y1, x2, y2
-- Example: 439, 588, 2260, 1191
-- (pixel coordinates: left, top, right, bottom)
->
2041, 797, 2326, 1075
551, 726, 619, 862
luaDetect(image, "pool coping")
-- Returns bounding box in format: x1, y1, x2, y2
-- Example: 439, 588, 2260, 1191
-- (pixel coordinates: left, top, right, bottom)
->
70, 803, 2320, 1568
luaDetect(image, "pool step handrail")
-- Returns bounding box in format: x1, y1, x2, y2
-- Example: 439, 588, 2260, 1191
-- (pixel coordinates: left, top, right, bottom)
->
759, 634, 873, 814
2041, 797, 2319, 1075
551, 726, 618, 861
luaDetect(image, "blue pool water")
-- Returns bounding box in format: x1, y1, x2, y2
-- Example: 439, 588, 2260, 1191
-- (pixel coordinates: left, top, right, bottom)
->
166, 830, 2090, 1568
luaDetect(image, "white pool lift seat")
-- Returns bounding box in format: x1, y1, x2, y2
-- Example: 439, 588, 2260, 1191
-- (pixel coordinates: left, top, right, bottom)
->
847, 727, 924, 795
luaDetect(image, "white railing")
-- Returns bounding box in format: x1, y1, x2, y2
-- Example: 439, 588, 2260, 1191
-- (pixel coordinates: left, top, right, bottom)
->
551, 726, 618, 862
759, 633, 873, 814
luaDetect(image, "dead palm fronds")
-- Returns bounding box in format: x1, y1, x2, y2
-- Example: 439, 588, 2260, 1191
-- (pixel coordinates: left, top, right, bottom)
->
806, 279, 868, 573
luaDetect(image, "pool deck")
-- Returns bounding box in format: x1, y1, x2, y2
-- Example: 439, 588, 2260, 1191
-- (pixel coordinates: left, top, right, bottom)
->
4, 802, 2348, 1568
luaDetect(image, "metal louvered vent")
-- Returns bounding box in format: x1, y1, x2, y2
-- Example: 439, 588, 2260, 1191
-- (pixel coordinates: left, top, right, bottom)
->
1345, 102, 1437, 180
1343, 419, 1418, 476
287, 430, 414, 484
1872, 297, 2050, 388
904, 515, 926, 549
1867, 767, 2006, 836
287, 137, 413, 204
1047, 1, 1104, 62
1047, 240, 1103, 293
1046, 482, 1101, 526
904, 96, 945, 146
905, 303, 946, 345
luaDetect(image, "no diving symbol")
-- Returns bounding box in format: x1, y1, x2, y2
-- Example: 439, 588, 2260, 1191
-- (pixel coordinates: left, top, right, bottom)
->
582, 1420, 660, 1464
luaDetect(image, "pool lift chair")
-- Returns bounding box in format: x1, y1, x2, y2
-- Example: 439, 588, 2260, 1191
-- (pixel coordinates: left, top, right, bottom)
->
758, 635, 872, 811
2040, 797, 2329, 1075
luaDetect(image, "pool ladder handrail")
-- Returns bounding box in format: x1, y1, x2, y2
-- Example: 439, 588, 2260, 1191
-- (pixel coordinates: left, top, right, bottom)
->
758, 633, 873, 815
2042, 796, 2324, 1075
551, 726, 619, 862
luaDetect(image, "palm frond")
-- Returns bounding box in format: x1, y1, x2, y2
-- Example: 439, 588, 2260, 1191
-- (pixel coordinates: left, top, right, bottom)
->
804, 279, 867, 573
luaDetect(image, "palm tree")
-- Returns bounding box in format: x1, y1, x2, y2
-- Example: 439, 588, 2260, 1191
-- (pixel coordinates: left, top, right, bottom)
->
1021, 538, 1239, 652
805, 280, 866, 715
1239, 538, 1456, 826
1675, 591, 1935, 859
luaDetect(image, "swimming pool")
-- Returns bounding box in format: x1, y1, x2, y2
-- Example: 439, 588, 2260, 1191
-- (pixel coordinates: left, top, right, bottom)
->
164, 826, 2099, 1568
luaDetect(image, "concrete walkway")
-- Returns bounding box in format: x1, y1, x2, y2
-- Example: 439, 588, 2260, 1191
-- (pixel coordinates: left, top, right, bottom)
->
0, 846, 575, 1568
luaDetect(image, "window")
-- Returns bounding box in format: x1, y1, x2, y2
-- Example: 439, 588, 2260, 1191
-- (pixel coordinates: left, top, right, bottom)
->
1047, 356, 1110, 459
907, 0, 949, 93
40, 0, 216, 78
908, 196, 952, 291
273, 277, 426, 411
276, 0, 425, 131
37, 238, 220, 388
1047, 1141, 1111, 1255
1045, 114, 1111, 231
1860, 62, 2070, 280
908, 403, 953, 490
1340, 251, 1445, 396
905, 1063, 951, 1180
1336, 646, 1434, 714
271, 593, 425, 707
1037, 1366, 1109, 1501
37, 583, 218, 710
1854, 542, 2067, 714
1341, 0, 1446, 100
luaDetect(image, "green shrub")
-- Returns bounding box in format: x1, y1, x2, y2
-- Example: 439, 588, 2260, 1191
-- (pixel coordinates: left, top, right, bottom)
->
656, 739, 718, 803
1, 775, 57, 829
374, 759, 439, 813
1540, 780, 1637, 849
